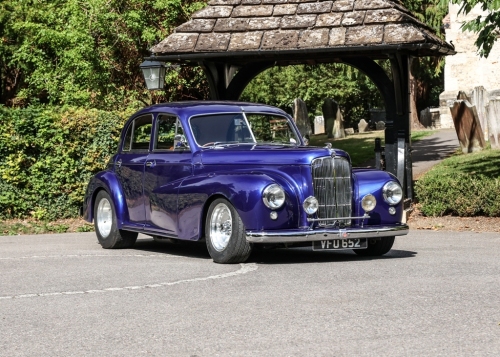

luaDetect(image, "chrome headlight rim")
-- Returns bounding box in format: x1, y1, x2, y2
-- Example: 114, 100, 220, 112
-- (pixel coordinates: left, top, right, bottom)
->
262, 183, 286, 209
303, 196, 319, 215
383, 181, 403, 205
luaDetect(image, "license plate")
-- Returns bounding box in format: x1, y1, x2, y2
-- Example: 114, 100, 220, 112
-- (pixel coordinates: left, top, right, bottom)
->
312, 238, 367, 251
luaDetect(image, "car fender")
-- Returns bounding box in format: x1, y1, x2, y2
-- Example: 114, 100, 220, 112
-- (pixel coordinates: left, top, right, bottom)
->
177, 173, 298, 240
83, 171, 129, 228
352, 168, 403, 224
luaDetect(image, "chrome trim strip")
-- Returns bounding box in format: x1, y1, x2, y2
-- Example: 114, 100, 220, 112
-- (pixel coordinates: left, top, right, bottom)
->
246, 225, 409, 243
307, 214, 369, 222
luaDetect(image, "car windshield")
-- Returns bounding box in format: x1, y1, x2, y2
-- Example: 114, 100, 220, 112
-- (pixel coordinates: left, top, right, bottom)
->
189, 112, 300, 147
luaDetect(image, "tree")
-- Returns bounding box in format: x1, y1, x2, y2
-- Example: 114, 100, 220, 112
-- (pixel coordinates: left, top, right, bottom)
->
401, 1, 449, 127
447, 0, 500, 58
240, 63, 384, 128
0, 0, 208, 108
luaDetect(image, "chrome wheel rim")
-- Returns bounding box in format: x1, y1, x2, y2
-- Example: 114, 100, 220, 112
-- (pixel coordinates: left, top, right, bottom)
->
96, 198, 112, 238
209, 203, 232, 251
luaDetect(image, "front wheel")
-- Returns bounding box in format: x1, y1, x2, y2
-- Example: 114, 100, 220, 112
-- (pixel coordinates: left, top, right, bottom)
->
94, 190, 137, 249
205, 198, 251, 264
353, 237, 395, 256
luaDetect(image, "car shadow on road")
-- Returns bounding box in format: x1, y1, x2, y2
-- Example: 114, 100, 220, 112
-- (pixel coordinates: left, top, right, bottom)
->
248, 248, 417, 264
133, 238, 212, 260
131, 238, 416, 264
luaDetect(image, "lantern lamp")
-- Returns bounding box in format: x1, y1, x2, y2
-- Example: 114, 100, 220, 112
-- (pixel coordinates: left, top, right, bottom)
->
140, 60, 167, 90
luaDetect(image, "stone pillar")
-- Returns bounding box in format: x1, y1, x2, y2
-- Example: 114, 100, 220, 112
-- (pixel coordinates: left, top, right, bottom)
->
292, 98, 311, 137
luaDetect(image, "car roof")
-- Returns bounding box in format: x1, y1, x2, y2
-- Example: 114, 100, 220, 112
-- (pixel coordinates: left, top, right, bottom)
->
132, 101, 289, 118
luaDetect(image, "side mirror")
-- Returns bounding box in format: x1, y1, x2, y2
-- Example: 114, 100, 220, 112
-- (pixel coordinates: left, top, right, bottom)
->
174, 134, 188, 148
302, 135, 310, 146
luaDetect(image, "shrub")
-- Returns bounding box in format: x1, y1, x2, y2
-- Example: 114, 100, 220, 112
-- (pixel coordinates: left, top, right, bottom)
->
0, 105, 138, 220
415, 149, 500, 217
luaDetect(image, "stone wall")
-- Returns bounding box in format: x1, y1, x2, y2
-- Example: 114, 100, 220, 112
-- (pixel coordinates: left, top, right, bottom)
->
440, 2, 500, 130
444, 3, 500, 92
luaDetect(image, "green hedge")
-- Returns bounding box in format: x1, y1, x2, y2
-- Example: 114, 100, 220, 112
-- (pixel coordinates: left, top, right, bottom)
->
0, 106, 137, 220
415, 149, 500, 217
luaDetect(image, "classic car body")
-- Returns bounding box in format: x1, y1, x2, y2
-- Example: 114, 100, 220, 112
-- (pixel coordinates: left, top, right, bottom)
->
83, 101, 408, 263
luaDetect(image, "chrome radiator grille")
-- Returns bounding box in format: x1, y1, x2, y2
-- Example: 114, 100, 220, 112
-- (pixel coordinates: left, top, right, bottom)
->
311, 156, 352, 226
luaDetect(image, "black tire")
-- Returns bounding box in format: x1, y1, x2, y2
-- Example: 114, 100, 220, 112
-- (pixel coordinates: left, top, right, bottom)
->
94, 190, 137, 249
353, 236, 395, 256
205, 198, 252, 264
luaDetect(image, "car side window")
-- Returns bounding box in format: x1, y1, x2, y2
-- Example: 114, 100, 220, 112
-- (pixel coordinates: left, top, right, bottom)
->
122, 115, 153, 152
155, 114, 189, 151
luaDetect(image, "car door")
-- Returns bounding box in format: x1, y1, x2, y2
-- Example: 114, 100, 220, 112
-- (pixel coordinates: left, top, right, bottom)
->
115, 114, 153, 227
143, 114, 193, 236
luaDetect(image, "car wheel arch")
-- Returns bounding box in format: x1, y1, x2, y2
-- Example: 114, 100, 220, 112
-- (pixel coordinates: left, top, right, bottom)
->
200, 194, 229, 240
88, 180, 129, 227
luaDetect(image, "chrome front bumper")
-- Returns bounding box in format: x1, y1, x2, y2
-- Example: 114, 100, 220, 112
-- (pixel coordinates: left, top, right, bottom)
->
246, 224, 409, 243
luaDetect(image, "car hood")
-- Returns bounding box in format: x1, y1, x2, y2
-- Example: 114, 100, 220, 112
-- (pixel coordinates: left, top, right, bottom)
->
199, 145, 350, 166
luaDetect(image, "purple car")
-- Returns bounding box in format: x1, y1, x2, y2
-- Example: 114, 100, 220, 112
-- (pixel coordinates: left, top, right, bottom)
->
82, 101, 408, 263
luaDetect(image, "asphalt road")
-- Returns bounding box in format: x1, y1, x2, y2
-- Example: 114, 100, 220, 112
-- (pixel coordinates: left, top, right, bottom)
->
1, 231, 499, 356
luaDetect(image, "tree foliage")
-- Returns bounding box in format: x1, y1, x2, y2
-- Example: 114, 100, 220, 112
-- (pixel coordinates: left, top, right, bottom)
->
0, 0, 208, 108
241, 63, 384, 128
447, 0, 500, 58
0, 106, 132, 219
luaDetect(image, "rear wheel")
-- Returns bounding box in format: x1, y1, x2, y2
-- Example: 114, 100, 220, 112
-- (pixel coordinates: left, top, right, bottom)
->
353, 237, 395, 256
94, 190, 137, 249
205, 198, 251, 264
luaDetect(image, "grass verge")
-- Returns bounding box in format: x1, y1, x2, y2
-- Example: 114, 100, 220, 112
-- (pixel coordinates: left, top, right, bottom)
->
309, 129, 435, 166
0, 218, 94, 236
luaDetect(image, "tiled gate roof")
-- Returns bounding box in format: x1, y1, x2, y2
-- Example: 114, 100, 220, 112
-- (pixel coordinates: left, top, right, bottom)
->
151, 0, 454, 61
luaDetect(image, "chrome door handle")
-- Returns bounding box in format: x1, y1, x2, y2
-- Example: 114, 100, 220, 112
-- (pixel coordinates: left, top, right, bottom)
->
146, 160, 156, 167
116, 159, 122, 168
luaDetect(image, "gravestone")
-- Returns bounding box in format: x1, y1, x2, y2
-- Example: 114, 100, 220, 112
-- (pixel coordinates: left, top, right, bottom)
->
429, 108, 441, 128
419, 107, 432, 127
314, 116, 325, 134
471, 86, 488, 140
292, 98, 311, 137
344, 128, 355, 135
369, 108, 386, 126
457, 91, 472, 102
358, 119, 369, 133
419, 107, 441, 128
376, 121, 385, 130
486, 97, 500, 149
322, 98, 338, 139
450, 99, 486, 153
332, 108, 345, 139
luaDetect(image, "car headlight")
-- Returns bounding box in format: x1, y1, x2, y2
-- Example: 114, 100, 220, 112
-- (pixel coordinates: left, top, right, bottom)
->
383, 181, 403, 205
303, 196, 319, 215
361, 194, 376, 212
262, 184, 285, 209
